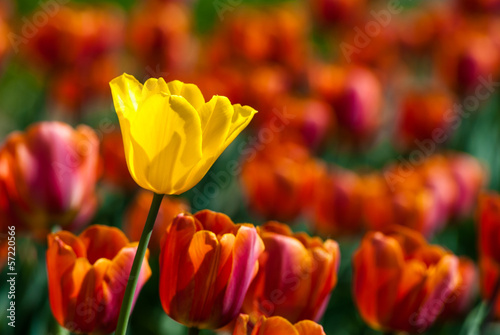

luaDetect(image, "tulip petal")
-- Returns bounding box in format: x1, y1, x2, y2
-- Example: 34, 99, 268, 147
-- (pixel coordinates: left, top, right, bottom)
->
294, 320, 326, 335
110, 73, 143, 116
143, 77, 170, 100
223, 226, 264, 320
224, 104, 257, 148
198, 96, 233, 157
254, 316, 299, 335
159, 215, 197, 322
233, 314, 249, 335
415, 255, 459, 331
46, 232, 86, 326
79, 225, 129, 264
167, 80, 206, 111
194, 210, 236, 235
353, 232, 404, 329
130, 94, 203, 194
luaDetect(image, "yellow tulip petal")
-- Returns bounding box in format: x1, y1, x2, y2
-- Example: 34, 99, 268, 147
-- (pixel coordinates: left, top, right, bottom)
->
198, 95, 234, 157
109, 73, 143, 116
130, 94, 203, 194
167, 80, 205, 111
224, 104, 257, 149
117, 112, 154, 191
143, 77, 170, 100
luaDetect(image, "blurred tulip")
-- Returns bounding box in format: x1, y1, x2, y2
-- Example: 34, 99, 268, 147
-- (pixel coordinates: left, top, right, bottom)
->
361, 173, 396, 232
310, 64, 383, 143
396, 88, 456, 148
309, 0, 366, 27
47, 225, 152, 334
124, 190, 190, 252
242, 222, 340, 323
109, 74, 257, 195
310, 167, 364, 237
234, 314, 326, 335
23, 5, 124, 72
208, 6, 308, 75
262, 95, 334, 149
441, 257, 478, 319
353, 226, 460, 333
373, 165, 443, 238
448, 153, 486, 217
159, 210, 264, 329
128, 1, 196, 77
100, 129, 137, 190
419, 156, 459, 225
50, 55, 121, 113
435, 30, 500, 95
240, 140, 322, 222
0, 122, 99, 239
459, 0, 500, 12
478, 193, 500, 319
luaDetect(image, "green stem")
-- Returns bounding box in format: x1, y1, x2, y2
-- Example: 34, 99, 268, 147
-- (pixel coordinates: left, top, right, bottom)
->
188, 328, 200, 335
115, 193, 164, 335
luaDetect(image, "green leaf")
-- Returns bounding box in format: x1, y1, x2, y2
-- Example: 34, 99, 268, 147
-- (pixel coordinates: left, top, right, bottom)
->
459, 302, 489, 335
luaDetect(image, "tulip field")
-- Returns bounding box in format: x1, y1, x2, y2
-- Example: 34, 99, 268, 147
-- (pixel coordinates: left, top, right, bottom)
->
2, 0, 500, 334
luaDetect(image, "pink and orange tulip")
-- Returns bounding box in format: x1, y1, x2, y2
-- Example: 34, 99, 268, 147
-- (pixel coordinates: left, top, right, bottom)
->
46, 225, 152, 333
0, 122, 99, 239
159, 210, 264, 329
243, 222, 340, 323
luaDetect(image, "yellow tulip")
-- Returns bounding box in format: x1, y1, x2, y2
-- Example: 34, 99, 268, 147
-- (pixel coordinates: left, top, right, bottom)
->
110, 73, 257, 194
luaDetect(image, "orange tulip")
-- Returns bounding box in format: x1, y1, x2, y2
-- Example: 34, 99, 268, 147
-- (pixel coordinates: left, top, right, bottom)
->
311, 167, 364, 236
0, 122, 99, 239
233, 314, 326, 335
46, 225, 152, 334
124, 190, 190, 252
128, 1, 195, 77
159, 210, 264, 329
240, 140, 322, 222
242, 222, 340, 323
478, 192, 500, 319
353, 226, 460, 333
396, 88, 456, 149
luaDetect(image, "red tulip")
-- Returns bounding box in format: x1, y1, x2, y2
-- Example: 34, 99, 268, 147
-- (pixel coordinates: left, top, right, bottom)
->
353, 226, 460, 333
159, 210, 264, 329
47, 225, 152, 333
